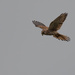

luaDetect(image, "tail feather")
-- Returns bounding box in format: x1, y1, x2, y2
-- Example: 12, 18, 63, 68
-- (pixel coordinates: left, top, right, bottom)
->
53, 33, 70, 41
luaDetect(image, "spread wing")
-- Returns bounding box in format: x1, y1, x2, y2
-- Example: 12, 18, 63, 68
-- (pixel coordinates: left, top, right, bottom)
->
53, 33, 70, 41
32, 20, 48, 30
48, 13, 68, 31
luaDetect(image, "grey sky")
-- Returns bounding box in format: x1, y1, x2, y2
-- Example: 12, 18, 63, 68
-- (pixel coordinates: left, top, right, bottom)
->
0, 0, 75, 75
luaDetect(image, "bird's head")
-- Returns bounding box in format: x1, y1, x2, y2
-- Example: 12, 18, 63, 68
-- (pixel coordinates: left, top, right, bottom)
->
41, 31, 45, 36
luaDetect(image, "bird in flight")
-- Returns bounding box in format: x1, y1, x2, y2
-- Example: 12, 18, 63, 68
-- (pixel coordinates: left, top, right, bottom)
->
32, 13, 70, 41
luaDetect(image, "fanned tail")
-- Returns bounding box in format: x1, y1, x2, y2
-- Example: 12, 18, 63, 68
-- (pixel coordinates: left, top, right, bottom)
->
53, 33, 70, 41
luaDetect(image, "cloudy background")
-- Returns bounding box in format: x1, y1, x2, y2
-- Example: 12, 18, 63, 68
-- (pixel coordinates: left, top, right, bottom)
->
0, 0, 75, 75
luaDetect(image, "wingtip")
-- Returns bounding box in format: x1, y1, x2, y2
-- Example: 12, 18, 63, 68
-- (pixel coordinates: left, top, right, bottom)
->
61, 12, 68, 16
32, 20, 38, 27
32, 20, 35, 23
32, 20, 36, 24
65, 12, 68, 16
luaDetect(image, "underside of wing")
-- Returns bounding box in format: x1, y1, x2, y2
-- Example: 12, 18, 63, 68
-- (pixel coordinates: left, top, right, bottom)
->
48, 13, 68, 31
32, 20, 48, 30
53, 33, 70, 41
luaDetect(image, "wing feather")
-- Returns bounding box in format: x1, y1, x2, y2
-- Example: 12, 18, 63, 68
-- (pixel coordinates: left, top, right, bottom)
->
48, 13, 68, 31
32, 20, 48, 30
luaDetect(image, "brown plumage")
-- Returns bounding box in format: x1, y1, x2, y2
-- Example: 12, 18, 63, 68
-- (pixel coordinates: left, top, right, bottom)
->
32, 13, 70, 41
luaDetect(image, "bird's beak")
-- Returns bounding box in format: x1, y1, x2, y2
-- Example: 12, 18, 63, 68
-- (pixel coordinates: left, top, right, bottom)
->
42, 33, 43, 36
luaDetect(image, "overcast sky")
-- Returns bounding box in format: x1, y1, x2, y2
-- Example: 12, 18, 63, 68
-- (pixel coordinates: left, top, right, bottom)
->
0, 0, 75, 75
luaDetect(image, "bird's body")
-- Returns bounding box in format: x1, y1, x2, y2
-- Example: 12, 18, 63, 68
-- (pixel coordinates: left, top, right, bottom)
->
32, 13, 70, 41
42, 30, 57, 35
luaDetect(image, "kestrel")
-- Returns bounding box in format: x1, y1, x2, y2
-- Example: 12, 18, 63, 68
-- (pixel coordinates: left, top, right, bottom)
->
32, 13, 70, 41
